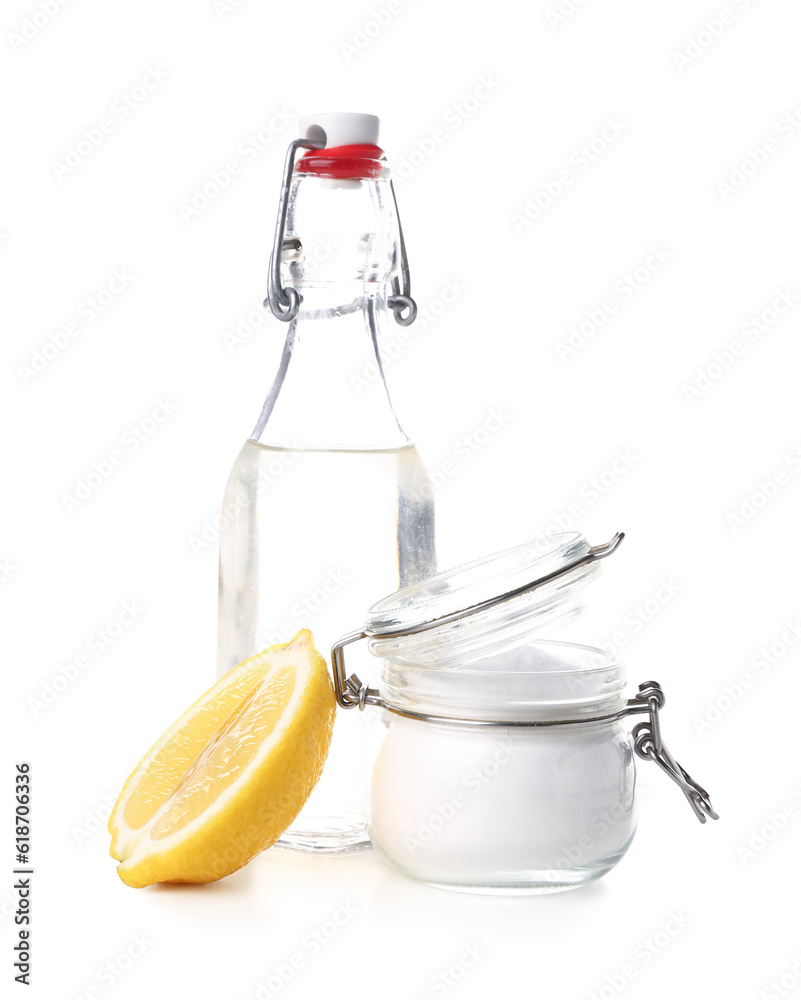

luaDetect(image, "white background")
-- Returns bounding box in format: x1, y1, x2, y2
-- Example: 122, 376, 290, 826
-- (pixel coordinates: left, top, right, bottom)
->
3, 0, 801, 997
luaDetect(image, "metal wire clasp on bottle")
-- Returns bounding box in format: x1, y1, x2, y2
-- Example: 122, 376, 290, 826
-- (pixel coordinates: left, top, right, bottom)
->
264, 135, 417, 326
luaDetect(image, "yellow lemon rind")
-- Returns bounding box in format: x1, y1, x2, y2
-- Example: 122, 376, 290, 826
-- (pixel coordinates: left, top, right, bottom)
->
108, 643, 275, 861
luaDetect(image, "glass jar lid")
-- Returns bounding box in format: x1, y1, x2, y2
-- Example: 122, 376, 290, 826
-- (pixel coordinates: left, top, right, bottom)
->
330, 530, 718, 823
365, 532, 624, 668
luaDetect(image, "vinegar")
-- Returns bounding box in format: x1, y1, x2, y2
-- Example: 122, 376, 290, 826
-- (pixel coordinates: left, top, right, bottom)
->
217, 439, 436, 850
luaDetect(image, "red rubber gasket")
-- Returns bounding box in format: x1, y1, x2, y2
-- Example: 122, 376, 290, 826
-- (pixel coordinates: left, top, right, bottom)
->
296, 143, 386, 180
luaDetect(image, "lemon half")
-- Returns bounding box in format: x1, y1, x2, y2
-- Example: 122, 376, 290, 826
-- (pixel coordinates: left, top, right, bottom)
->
109, 630, 335, 887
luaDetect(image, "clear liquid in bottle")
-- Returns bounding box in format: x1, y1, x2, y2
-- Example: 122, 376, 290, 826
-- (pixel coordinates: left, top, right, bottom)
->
216, 113, 437, 851
217, 439, 436, 850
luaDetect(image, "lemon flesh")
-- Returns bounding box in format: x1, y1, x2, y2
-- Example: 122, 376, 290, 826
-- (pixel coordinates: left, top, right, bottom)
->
109, 630, 335, 887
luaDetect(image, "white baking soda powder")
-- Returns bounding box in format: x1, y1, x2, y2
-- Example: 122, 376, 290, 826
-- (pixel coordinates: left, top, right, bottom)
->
369, 641, 637, 893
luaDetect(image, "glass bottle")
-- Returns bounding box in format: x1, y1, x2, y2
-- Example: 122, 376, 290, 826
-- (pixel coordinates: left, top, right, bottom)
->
216, 113, 437, 852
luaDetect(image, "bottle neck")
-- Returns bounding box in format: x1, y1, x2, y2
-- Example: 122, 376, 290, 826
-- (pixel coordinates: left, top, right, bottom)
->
251, 280, 410, 450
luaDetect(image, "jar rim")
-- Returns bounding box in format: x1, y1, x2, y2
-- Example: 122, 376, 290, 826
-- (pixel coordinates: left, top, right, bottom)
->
383, 638, 616, 675
379, 639, 628, 724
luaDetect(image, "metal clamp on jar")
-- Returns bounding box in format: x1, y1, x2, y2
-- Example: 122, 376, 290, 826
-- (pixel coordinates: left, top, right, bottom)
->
331, 531, 717, 894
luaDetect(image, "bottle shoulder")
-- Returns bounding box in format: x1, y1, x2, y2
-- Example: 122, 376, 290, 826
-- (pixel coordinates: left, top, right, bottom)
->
249, 296, 413, 450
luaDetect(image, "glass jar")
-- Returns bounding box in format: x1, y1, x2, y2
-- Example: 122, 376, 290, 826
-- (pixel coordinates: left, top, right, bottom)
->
371, 641, 635, 893
331, 531, 717, 894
